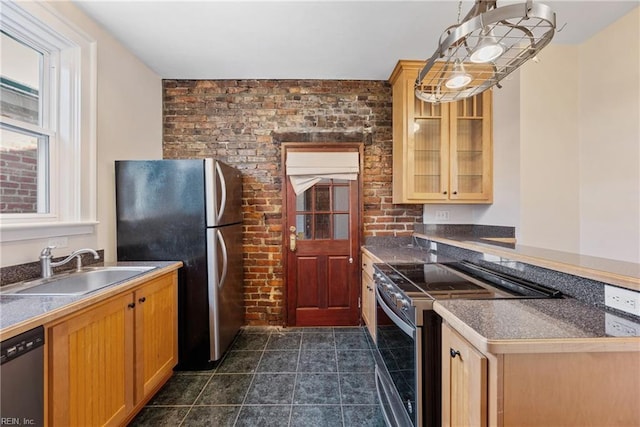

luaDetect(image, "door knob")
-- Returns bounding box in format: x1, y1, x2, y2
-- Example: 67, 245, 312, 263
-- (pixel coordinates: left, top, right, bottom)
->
289, 226, 297, 252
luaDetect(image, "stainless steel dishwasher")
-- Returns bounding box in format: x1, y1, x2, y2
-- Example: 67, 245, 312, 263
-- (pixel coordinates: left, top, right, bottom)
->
0, 326, 44, 426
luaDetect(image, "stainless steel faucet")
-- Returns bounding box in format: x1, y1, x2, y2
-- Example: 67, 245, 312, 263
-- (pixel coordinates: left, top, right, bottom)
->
40, 246, 100, 278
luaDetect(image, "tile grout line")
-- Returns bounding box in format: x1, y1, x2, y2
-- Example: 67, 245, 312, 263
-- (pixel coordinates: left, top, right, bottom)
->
287, 329, 304, 427
333, 328, 348, 427
177, 331, 228, 427
232, 331, 268, 427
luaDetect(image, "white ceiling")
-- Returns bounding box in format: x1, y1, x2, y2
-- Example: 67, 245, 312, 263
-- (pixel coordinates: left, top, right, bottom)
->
72, 0, 638, 80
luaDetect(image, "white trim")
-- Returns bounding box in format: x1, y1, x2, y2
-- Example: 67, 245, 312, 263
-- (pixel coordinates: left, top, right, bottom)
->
0, 1, 97, 242
0, 221, 98, 242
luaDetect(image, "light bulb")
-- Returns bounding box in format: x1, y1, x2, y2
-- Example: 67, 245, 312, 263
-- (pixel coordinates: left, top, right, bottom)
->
470, 43, 504, 63
445, 61, 472, 89
470, 28, 504, 63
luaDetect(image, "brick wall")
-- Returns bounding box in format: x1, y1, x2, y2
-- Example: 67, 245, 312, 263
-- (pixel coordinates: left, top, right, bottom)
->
0, 148, 38, 213
163, 79, 422, 325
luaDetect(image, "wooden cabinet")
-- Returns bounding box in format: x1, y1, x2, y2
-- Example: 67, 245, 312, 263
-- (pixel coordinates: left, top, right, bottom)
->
441, 322, 640, 427
390, 60, 493, 204
48, 292, 135, 426
47, 272, 178, 426
134, 274, 178, 403
442, 323, 487, 427
361, 250, 378, 341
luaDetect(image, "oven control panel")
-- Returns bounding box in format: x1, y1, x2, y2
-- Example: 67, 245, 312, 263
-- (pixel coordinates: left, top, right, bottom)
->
374, 267, 419, 325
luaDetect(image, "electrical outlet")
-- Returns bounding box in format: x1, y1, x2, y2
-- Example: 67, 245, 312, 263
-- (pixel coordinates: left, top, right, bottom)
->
47, 237, 68, 249
435, 210, 450, 221
605, 313, 640, 337
605, 285, 640, 316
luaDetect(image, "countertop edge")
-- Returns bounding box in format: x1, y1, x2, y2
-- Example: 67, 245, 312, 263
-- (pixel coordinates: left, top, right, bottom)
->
433, 301, 640, 354
361, 247, 384, 263
0, 261, 183, 340
416, 233, 640, 291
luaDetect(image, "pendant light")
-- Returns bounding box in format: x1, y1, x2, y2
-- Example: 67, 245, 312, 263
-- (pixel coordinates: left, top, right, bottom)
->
446, 60, 472, 89
415, 0, 556, 103
470, 27, 504, 63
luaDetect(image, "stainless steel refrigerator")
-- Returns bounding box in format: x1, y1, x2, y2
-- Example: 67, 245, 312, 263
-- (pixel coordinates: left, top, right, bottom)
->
115, 159, 243, 370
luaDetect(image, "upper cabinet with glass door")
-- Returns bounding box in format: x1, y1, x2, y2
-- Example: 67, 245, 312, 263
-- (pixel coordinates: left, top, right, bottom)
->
390, 60, 493, 204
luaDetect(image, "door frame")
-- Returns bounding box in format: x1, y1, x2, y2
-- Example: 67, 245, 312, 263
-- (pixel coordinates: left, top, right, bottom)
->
281, 142, 364, 327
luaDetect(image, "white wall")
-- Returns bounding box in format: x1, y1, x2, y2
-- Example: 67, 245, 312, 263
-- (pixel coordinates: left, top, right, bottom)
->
0, 1, 162, 267
519, 45, 581, 253
518, 7, 639, 262
578, 7, 640, 262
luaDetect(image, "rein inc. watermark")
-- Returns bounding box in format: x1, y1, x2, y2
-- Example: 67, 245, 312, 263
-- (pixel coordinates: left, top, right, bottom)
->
0, 418, 38, 425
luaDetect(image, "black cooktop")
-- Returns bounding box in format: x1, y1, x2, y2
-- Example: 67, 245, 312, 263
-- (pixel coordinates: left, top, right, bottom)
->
381, 263, 486, 292
376, 261, 562, 299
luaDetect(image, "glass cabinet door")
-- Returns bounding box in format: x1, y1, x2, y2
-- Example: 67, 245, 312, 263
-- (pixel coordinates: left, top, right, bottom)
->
449, 90, 492, 201
408, 82, 449, 200
390, 61, 492, 204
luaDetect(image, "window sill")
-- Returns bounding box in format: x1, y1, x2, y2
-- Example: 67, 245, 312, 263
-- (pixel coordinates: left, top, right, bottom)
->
0, 221, 99, 242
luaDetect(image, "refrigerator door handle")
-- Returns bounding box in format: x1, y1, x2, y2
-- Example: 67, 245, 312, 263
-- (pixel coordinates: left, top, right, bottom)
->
215, 161, 227, 225
217, 229, 228, 289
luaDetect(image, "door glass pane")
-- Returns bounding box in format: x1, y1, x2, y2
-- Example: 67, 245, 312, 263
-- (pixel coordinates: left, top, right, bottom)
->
314, 214, 330, 239
296, 214, 312, 239
315, 186, 330, 211
0, 125, 48, 213
1, 32, 42, 125
333, 186, 349, 211
296, 188, 313, 211
333, 214, 349, 239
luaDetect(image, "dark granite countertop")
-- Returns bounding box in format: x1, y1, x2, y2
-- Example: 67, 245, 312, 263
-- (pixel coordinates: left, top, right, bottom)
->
435, 298, 640, 353
0, 261, 182, 339
414, 227, 640, 291
362, 244, 437, 264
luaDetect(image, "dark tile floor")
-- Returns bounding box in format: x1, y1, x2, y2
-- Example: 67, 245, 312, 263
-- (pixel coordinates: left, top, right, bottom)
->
129, 326, 386, 427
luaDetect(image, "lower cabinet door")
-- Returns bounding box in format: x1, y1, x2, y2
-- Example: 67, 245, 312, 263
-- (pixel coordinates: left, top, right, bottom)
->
134, 273, 178, 402
442, 323, 488, 427
48, 293, 135, 427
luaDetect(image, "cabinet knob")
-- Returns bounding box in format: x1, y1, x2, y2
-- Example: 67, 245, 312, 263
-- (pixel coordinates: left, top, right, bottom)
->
127, 302, 136, 309
138, 297, 146, 304
443, 191, 448, 195
450, 348, 461, 358
453, 191, 458, 195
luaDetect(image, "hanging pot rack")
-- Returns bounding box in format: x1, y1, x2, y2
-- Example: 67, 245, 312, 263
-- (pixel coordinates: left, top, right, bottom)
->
415, 0, 556, 103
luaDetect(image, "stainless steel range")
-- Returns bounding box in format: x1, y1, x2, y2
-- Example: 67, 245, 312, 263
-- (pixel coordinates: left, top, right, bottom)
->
373, 261, 562, 427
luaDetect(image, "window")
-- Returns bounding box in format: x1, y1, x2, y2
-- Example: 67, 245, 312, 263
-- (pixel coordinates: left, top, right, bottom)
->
0, 2, 97, 242
295, 179, 351, 240
1, 31, 51, 214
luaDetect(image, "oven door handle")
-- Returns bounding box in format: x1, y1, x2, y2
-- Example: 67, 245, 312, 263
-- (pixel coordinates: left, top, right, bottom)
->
376, 291, 415, 337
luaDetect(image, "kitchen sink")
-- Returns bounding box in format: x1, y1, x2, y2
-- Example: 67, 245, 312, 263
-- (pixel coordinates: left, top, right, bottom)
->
1, 266, 156, 296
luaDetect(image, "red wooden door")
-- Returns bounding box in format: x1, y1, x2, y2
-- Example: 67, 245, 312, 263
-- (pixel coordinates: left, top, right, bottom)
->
284, 145, 361, 326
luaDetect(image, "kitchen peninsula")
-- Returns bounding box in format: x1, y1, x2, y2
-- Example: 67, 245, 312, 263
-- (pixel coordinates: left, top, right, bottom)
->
363, 225, 640, 426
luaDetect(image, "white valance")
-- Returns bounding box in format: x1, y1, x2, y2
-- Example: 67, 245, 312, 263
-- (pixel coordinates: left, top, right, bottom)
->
286, 151, 359, 195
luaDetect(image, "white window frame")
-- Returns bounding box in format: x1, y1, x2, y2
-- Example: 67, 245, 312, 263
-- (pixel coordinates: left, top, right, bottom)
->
0, 1, 97, 242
